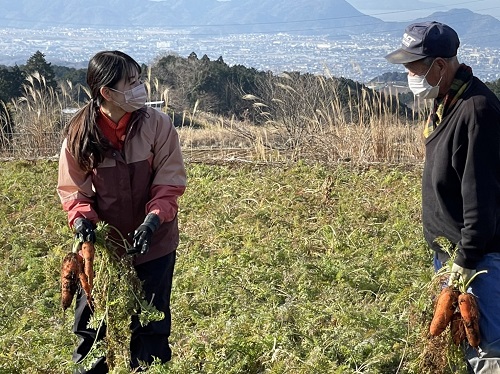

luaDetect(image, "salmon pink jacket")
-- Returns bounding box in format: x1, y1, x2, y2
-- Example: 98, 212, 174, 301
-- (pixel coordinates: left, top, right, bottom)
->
57, 107, 186, 265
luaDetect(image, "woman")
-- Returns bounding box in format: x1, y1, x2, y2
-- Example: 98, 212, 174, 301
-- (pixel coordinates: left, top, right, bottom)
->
57, 50, 186, 372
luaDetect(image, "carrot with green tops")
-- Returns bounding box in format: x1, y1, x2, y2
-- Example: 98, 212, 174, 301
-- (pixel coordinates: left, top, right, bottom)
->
429, 286, 459, 336
458, 292, 480, 348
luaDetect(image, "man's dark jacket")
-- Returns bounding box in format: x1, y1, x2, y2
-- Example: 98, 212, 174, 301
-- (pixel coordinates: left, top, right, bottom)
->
423, 76, 500, 269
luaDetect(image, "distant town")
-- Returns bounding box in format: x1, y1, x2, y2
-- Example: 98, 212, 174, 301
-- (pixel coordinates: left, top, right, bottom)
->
1, 26, 499, 84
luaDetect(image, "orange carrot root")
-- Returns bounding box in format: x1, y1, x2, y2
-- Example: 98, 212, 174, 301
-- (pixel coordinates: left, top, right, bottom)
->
76, 253, 93, 308
429, 286, 459, 336
81, 241, 95, 290
450, 311, 466, 346
458, 293, 480, 348
61, 252, 80, 310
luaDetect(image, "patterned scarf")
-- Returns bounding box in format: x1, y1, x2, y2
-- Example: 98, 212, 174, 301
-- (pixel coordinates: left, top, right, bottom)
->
423, 64, 473, 138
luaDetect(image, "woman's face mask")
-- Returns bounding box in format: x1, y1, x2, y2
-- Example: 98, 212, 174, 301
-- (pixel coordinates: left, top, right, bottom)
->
109, 83, 147, 112
407, 60, 442, 100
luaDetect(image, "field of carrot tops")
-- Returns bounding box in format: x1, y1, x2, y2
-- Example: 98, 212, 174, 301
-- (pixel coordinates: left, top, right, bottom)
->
0, 159, 468, 373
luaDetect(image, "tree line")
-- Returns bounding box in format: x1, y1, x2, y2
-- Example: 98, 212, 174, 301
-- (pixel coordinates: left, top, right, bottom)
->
0, 51, 408, 113
7, 50, 500, 138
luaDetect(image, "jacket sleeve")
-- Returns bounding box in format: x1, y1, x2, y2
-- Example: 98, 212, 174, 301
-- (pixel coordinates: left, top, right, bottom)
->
457, 98, 500, 268
146, 112, 186, 223
56, 138, 99, 227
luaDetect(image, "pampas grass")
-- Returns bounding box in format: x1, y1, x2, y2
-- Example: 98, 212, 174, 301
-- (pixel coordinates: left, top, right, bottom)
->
0, 70, 425, 164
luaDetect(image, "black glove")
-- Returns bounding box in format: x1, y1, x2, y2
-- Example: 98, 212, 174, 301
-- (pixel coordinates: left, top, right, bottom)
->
74, 217, 96, 243
128, 213, 161, 255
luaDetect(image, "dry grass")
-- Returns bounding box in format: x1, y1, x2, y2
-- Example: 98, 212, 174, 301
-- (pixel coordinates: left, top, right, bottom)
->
0, 71, 426, 164
177, 112, 285, 163
243, 72, 426, 164
0, 72, 71, 158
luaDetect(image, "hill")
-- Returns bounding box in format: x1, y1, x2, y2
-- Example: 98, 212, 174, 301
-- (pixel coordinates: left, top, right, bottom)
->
193, 0, 388, 35
408, 8, 500, 47
0, 0, 387, 34
1, 1, 499, 48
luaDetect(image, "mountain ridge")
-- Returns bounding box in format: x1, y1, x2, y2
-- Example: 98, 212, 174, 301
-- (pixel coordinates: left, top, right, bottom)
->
0, 0, 498, 48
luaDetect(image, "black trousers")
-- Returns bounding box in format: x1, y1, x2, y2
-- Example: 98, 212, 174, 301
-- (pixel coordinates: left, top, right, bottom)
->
72, 251, 176, 373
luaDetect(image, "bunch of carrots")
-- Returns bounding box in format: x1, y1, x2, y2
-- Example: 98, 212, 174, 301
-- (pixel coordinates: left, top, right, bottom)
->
58, 223, 167, 369
429, 270, 487, 348
60, 241, 95, 310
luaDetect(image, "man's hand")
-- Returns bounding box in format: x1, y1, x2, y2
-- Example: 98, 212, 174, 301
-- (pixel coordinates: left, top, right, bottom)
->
448, 262, 476, 287
73, 217, 96, 243
128, 213, 161, 255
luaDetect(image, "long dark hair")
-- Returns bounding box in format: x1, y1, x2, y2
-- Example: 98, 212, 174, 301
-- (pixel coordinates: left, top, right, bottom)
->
65, 50, 142, 172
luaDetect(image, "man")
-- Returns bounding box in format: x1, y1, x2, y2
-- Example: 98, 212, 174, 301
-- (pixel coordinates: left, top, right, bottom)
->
385, 21, 500, 372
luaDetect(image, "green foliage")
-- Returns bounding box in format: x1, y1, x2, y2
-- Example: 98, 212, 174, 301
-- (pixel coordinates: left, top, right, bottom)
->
485, 78, 500, 100
398, 91, 415, 106
0, 65, 25, 103
0, 67, 22, 144
370, 71, 407, 85
51, 65, 88, 103
76, 222, 165, 371
52, 65, 87, 86
0, 160, 468, 373
23, 51, 57, 90
151, 53, 265, 117
0, 160, 73, 373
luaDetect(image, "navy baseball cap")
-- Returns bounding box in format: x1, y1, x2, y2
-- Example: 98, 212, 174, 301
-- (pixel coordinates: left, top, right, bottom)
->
385, 21, 460, 64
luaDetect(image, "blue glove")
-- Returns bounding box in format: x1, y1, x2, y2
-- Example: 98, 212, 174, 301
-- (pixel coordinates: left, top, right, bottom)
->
448, 262, 476, 286
73, 217, 96, 243
128, 213, 160, 255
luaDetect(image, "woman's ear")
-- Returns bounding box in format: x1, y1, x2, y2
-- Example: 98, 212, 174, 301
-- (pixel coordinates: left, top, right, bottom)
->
100, 86, 112, 101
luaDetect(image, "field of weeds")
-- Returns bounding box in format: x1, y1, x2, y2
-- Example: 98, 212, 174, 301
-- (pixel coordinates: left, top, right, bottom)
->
0, 159, 468, 373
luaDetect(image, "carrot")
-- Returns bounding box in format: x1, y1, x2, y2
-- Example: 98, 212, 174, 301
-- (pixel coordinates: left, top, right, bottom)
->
429, 286, 459, 336
61, 252, 80, 310
450, 311, 466, 346
76, 253, 93, 308
458, 292, 480, 348
81, 241, 95, 290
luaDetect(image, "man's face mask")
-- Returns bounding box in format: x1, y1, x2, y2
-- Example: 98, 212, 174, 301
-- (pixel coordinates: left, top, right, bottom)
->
109, 83, 147, 112
407, 60, 442, 100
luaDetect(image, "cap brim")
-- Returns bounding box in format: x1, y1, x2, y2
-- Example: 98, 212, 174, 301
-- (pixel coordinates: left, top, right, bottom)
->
385, 49, 426, 64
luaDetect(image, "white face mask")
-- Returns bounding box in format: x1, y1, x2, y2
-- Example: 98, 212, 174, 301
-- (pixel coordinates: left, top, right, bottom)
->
109, 83, 147, 112
407, 61, 442, 100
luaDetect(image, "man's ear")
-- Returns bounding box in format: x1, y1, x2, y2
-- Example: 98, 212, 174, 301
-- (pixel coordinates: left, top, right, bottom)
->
434, 58, 447, 72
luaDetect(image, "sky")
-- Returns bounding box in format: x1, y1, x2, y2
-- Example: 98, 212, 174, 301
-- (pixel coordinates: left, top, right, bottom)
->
346, 0, 500, 21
